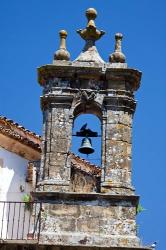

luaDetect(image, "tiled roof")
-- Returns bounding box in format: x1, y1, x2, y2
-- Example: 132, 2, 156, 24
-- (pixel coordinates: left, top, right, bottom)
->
0, 116, 41, 152
69, 152, 101, 177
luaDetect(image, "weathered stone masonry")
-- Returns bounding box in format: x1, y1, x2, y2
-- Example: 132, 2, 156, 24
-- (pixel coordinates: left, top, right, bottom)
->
31, 8, 152, 250
37, 64, 140, 196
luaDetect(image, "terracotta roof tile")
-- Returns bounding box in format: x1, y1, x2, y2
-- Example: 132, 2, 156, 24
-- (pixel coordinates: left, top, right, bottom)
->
0, 116, 41, 152
69, 152, 101, 177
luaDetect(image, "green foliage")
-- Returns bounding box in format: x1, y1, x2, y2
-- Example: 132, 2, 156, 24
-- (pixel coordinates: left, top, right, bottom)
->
22, 194, 32, 210
136, 203, 146, 214
22, 194, 31, 203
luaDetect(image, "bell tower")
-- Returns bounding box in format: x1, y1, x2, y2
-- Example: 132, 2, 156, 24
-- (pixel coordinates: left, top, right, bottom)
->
34, 8, 152, 250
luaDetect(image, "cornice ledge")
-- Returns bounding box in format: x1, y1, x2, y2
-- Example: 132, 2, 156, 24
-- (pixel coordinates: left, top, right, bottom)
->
40, 94, 73, 110
104, 95, 136, 114
38, 63, 104, 86
32, 191, 139, 205
105, 68, 142, 91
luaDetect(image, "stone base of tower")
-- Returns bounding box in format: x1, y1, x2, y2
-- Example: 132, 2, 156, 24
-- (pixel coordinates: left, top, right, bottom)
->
32, 192, 149, 249
0, 243, 152, 250
39, 234, 141, 248
38, 246, 151, 250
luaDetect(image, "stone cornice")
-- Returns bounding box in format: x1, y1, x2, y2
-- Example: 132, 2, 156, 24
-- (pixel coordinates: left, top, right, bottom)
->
37, 63, 141, 92
40, 94, 73, 110
38, 63, 103, 85
105, 68, 141, 91
33, 191, 139, 206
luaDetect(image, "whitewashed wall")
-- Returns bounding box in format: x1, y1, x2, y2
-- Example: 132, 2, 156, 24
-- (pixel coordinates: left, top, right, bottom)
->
0, 147, 32, 202
0, 147, 35, 239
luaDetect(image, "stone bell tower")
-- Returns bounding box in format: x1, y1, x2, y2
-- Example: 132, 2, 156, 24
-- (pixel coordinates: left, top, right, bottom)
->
34, 8, 151, 250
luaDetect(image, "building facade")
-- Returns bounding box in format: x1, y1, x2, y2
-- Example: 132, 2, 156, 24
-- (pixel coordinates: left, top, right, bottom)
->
0, 8, 152, 250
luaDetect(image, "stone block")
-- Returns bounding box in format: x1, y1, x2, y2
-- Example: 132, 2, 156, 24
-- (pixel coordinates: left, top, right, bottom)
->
106, 111, 120, 124
104, 168, 131, 184
79, 205, 103, 218
106, 110, 132, 126
98, 218, 136, 236
51, 123, 72, 139
120, 206, 136, 220
49, 204, 79, 217
77, 217, 99, 233
50, 138, 69, 153
102, 206, 120, 219
43, 184, 70, 192
104, 156, 131, 170
39, 232, 140, 247
48, 165, 69, 180
104, 140, 132, 173
105, 140, 131, 157
70, 170, 97, 193
55, 217, 76, 232
106, 123, 131, 143
41, 214, 76, 233
51, 108, 71, 122
46, 152, 68, 166
118, 112, 133, 126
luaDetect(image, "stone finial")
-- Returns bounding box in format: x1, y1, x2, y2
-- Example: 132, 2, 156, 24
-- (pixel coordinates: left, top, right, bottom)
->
109, 33, 126, 63
54, 30, 70, 61
77, 8, 105, 41
75, 8, 105, 63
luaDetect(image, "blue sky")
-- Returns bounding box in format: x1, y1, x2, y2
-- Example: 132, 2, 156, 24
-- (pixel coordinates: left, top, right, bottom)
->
0, 1, 166, 249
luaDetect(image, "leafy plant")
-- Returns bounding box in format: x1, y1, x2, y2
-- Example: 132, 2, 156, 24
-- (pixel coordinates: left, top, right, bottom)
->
136, 203, 146, 214
23, 194, 31, 202
22, 194, 32, 210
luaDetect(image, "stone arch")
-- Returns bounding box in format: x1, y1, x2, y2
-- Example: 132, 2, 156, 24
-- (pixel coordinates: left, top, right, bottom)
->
73, 100, 103, 121
71, 99, 103, 167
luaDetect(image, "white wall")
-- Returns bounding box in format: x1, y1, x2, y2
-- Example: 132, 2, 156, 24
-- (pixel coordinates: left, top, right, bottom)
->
0, 147, 32, 202
0, 147, 35, 239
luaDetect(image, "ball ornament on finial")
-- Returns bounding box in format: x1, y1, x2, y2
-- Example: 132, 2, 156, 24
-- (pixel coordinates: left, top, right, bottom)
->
59, 29, 68, 38
86, 8, 97, 20
115, 32, 123, 40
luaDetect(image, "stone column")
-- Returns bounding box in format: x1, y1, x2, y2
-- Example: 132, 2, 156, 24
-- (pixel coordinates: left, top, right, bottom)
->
101, 70, 138, 194
37, 85, 73, 192
101, 108, 134, 194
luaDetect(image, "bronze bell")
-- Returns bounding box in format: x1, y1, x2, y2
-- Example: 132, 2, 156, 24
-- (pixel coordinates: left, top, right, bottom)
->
79, 137, 94, 155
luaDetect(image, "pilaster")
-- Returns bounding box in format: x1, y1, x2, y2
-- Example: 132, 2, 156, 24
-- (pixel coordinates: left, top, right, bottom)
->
37, 82, 73, 192
101, 68, 141, 194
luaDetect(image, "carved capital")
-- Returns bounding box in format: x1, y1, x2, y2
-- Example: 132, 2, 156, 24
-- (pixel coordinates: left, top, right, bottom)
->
80, 90, 97, 102
40, 94, 73, 110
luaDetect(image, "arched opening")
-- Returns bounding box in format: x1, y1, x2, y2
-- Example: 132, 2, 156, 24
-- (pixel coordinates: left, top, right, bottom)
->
71, 114, 102, 166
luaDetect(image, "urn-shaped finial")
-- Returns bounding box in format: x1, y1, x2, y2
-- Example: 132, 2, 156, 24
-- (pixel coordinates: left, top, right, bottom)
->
109, 33, 126, 63
54, 30, 70, 61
